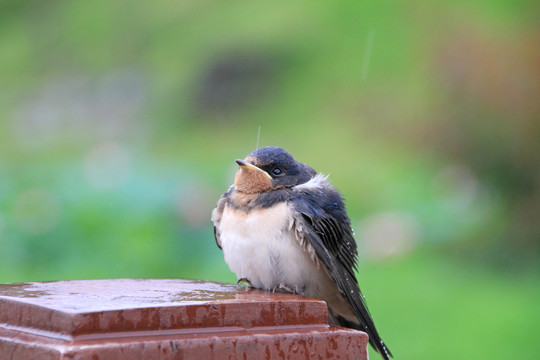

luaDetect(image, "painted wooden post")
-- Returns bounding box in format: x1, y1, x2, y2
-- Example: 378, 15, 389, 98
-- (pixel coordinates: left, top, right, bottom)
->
0, 279, 368, 359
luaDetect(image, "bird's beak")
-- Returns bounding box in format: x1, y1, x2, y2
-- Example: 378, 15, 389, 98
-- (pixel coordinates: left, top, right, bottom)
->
235, 159, 272, 180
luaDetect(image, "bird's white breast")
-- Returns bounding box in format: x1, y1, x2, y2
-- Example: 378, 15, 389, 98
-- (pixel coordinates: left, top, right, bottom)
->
218, 202, 321, 291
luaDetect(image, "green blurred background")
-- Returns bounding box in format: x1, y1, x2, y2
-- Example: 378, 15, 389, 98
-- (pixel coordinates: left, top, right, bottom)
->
1, 1, 539, 359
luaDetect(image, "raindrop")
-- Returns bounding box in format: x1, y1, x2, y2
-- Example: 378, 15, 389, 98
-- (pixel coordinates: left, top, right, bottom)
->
361, 29, 376, 82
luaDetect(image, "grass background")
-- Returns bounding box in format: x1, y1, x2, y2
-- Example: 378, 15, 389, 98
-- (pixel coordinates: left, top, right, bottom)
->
1, 1, 539, 359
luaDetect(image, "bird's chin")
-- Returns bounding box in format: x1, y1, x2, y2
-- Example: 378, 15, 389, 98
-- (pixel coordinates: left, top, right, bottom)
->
234, 168, 273, 193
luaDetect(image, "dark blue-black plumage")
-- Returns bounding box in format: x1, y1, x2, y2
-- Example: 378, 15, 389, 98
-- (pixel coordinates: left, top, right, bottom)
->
291, 187, 392, 359
213, 146, 392, 360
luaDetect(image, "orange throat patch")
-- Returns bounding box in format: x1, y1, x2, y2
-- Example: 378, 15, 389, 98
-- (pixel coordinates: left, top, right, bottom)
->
234, 168, 273, 194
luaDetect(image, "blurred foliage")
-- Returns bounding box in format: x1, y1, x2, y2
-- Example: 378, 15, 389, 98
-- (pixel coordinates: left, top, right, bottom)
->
0, 1, 539, 359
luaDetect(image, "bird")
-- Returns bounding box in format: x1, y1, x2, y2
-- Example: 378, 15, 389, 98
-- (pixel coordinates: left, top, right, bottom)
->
212, 146, 392, 360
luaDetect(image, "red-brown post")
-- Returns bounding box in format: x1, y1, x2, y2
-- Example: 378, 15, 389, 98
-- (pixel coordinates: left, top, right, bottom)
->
0, 279, 368, 359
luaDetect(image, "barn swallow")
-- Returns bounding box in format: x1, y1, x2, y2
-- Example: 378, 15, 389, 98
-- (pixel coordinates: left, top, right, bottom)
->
212, 146, 392, 360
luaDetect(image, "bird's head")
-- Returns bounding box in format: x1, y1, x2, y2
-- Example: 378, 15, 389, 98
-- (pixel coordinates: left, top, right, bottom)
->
234, 146, 316, 193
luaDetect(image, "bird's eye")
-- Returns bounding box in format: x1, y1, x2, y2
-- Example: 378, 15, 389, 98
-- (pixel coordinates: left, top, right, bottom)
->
271, 167, 283, 176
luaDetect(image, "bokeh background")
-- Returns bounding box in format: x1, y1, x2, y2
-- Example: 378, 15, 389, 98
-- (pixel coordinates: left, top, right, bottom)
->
1, 1, 539, 359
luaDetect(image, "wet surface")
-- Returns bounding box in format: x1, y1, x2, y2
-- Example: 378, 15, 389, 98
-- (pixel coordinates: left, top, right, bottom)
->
0, 279, 329, 337
0, 279, 368, 359
0, 279, 242, 312
0, 279, 324, 313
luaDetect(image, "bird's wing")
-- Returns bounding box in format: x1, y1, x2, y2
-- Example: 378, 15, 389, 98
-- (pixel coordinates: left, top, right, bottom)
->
291, 186, 392, 360
211, 188, 232, 250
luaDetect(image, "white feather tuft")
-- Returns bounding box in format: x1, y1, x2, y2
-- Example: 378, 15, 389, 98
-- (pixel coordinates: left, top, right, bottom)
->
294, 173, 329, 191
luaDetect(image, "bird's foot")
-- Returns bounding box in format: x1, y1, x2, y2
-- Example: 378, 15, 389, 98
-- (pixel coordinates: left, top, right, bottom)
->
237, 278, 253, 288
272, 283, 295, 293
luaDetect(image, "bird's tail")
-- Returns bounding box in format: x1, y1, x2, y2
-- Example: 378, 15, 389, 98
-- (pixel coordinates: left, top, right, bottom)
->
329, 305, 393, 360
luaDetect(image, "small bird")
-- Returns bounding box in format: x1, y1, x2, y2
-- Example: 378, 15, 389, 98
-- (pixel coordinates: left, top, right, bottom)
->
212, 146, 392, 360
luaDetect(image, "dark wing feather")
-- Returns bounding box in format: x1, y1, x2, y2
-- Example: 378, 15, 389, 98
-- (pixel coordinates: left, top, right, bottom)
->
213, 226, 222, 250
292, 186, 392, 360
212, 189, 231, 250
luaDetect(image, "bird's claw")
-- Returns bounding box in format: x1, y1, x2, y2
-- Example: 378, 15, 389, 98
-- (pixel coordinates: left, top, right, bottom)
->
280, 283, 294, 292
272, 283, 296, 293
237, 278, 253, 287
